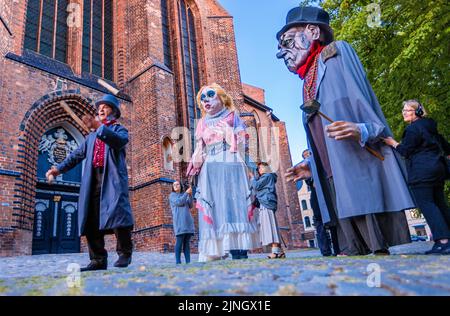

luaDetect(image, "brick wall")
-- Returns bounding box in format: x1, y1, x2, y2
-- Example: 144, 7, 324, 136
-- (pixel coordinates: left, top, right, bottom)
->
0, 0, 304, 257
0, 55, 133, 256
242, 83, 266, 104
243, 93, 306, 249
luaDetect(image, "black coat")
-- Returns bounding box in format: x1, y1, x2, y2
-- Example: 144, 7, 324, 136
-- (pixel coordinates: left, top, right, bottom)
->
395, 118, 450, 186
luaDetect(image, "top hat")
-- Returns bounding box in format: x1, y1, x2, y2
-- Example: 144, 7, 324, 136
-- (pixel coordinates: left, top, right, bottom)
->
276, 6, 334, 44
95, 94, 121, 119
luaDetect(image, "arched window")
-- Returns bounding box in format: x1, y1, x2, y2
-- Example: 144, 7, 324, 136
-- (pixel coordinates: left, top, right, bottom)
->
304, 216, 311, 228
161, 0, 172, 69
24, 0, 69, 62
162, 137, 174, 171
82, 0, 114, 80
177, 0, 201, 144
301, 200, 308, 210
23, 0, 113, 80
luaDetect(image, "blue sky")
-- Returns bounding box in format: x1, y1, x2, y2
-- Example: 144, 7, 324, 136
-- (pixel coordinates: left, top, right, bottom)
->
219, 0, 307, 165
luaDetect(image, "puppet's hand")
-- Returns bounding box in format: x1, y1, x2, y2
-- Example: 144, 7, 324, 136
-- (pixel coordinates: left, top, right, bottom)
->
325, 121, 361, 141
285, 162, 311, 182
186, 161, 201, 177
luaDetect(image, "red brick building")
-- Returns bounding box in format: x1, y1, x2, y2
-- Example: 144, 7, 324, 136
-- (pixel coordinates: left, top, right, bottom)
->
0, 0, 305, 257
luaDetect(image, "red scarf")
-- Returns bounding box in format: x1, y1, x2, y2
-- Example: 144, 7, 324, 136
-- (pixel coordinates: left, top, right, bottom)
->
297, 41, 325, 80
92, 119, 116, 168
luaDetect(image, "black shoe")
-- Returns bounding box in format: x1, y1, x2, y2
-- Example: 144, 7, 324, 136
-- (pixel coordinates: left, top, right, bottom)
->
425, 241, 450, 255
80, 261, 107, 272
230, 250, 241, 260
114, 256, 132, 268
239, 250, 248, 259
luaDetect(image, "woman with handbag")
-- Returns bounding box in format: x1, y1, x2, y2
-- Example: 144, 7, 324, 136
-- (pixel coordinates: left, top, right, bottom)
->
384, 99, 450, 255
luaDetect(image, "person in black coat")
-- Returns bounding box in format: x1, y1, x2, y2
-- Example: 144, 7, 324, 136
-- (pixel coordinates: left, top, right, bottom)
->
302, 149, 340, 256
384, 99, 450, 255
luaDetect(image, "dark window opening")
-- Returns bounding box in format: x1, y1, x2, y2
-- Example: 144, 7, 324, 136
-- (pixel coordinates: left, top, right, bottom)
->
178, 0, 201, 145
301, 200, 308, 210
161, 0, 172, 69
305, 216, 311, 228
24, 0, 68, 63
82, 0, 113, 80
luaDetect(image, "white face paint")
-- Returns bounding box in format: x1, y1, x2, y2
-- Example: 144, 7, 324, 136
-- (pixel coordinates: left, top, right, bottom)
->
276, 26, 315, 73
200, 87, 224, 116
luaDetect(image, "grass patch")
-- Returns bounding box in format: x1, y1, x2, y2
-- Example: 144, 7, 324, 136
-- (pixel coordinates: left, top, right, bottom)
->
0, 285, 8, 294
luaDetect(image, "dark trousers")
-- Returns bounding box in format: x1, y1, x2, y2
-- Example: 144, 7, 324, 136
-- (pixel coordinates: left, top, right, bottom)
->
310, 184, 339, 255
315, 218, 339, 256
175, 234, 192, 264
85, 168, 133, 263
325, 177, 389, 255
411, 184, 450, 241
329, 226, 340, 255
230, 250, 248, 259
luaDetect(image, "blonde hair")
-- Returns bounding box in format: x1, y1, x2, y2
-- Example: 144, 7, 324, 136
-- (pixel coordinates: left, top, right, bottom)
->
196, 83, 235, 116
402, 99, 427, 117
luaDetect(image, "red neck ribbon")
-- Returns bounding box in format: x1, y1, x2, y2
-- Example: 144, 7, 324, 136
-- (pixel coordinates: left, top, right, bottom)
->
296, 41, 325, 80
102, 119, 116, 126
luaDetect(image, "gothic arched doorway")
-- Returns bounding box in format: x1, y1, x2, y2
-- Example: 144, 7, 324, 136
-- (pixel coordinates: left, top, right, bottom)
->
32, 124, 84, 254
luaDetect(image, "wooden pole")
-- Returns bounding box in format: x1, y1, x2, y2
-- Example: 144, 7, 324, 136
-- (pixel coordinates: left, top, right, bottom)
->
60, 101, 91, 133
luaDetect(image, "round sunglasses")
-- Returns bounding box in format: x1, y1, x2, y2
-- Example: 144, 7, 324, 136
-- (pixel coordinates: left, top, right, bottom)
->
200, 89, 216, 102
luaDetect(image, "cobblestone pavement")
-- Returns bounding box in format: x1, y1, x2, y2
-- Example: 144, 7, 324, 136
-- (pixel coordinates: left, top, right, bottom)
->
0, 242, 449, 296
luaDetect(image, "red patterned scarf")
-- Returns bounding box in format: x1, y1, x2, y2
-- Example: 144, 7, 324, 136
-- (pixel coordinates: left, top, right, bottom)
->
92, 119, 116, 168
296, 41, 324, 80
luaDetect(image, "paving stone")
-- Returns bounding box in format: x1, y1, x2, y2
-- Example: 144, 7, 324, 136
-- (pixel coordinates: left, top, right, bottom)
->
0, 243, 449, 296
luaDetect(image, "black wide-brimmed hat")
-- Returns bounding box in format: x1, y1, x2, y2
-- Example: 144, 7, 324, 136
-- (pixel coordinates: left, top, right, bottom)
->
276, 6, 334, 44
95, 94, 121, 119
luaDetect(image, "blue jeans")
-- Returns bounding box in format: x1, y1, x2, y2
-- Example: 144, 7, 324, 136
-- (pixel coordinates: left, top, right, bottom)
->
175, 234, 192, 264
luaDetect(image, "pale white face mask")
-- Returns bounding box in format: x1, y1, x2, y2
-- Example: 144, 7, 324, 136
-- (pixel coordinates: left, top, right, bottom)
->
200, 88, 224, 116
276, 26, 319, 73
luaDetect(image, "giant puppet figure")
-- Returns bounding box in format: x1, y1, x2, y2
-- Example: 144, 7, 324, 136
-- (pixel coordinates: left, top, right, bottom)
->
186, 83, 259, 262
277, 6, 414, 255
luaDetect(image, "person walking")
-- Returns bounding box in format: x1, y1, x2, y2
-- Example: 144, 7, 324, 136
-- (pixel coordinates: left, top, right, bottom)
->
384, 100, 450, 255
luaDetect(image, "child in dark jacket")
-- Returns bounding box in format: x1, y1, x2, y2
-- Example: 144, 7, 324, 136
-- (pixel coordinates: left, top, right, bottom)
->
169, 181, 195, 264
251, 163, 285, 258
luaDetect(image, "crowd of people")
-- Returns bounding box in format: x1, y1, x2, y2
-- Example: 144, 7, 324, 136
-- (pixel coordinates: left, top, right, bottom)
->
45, 5, 449, 270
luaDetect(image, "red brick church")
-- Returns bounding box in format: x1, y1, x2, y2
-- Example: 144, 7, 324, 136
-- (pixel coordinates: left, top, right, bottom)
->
0, 0, 305, 257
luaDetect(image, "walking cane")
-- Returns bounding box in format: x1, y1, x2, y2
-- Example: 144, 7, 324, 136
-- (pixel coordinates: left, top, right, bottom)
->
300, 100, 384, 161
60, 101, 91, 133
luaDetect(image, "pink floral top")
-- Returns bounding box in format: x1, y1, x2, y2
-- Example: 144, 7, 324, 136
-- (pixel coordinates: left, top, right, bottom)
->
191, 109, 247, 167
